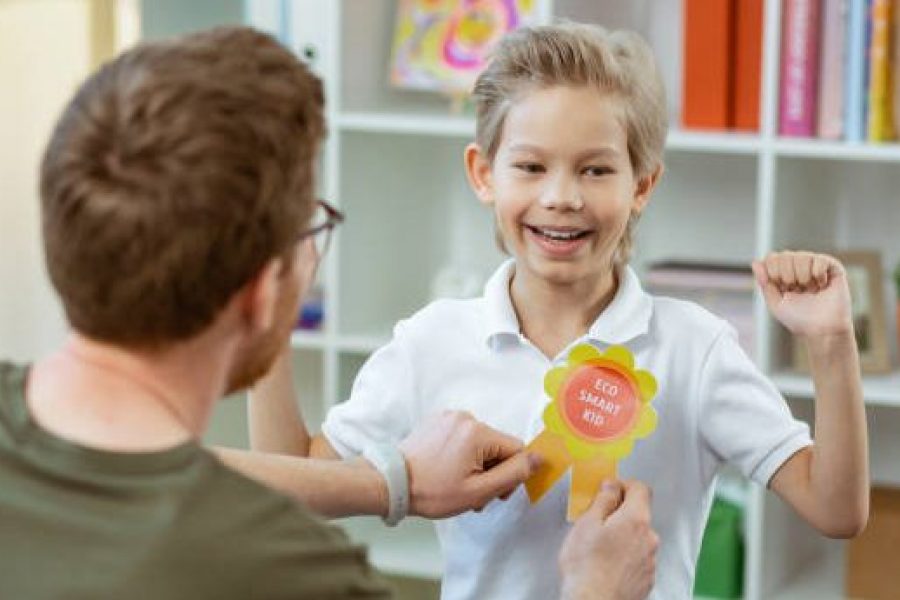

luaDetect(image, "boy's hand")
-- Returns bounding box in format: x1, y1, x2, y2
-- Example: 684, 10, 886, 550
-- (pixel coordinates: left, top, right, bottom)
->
752, 251, 853, 338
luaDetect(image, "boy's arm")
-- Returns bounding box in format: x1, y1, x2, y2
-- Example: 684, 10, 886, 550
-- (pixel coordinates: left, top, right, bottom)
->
753, 252, 869, 538
248, 345, 339, 459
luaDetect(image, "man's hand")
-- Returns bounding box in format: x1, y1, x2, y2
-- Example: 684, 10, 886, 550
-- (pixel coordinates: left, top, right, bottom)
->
752, 251, 853, 338
398, 410, 540, 518
559, 481, 658, 600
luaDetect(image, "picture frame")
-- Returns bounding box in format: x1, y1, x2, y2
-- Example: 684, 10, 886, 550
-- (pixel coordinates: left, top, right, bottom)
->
792, 250, 892, 374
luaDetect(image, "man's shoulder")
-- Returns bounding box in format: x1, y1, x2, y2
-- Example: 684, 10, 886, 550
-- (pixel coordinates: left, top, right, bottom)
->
181, 454, 391, 597
0, 362, 27, 439
192, 451, 348, 545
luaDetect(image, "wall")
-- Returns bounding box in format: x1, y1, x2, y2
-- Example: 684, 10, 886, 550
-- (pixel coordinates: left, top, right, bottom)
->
0, 0, 92, 361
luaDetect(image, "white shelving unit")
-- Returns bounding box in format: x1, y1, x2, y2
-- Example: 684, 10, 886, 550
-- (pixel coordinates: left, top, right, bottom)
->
239, 1, 900, 598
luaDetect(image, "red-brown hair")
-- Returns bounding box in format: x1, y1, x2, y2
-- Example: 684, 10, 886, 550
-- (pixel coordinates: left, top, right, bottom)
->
40, 26, 325, 347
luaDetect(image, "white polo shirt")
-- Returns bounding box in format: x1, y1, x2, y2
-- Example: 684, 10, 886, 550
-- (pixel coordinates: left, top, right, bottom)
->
322, 260, 811, 600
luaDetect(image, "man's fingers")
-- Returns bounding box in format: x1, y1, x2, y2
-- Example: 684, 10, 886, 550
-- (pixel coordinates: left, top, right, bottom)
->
465, 451, 534, 507
585, 479, 624, 521
475, 424, 525, 463
615, 480, 653, 522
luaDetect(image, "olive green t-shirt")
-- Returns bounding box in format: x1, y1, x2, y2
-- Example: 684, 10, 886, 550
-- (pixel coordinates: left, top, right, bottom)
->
0, 362, 392, 599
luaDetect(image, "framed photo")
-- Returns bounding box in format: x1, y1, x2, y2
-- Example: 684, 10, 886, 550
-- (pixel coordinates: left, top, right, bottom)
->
793, 250, 891, 374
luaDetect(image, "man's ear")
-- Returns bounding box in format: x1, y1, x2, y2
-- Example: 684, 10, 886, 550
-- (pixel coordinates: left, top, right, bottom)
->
464, 143, 495, 206
632, 163, 664, 216
239, 257, 283, 334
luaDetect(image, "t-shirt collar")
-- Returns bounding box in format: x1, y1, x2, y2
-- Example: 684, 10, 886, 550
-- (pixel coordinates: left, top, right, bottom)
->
483, 259, 653, 349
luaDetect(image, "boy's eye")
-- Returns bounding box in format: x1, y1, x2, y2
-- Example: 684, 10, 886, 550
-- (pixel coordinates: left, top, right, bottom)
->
583, 166, 614, 177
514, 162, 545, 174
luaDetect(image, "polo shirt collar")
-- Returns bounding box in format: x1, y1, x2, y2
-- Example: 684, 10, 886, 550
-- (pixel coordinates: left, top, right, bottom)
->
482, 259, 654, 348
483, 260, 521, 344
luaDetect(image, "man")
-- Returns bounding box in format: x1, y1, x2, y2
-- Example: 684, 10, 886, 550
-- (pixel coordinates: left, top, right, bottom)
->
0, 26, 656, 599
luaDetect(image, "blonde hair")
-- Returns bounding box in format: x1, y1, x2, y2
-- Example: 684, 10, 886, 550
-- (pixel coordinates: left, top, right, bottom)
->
472, 23, 668, 265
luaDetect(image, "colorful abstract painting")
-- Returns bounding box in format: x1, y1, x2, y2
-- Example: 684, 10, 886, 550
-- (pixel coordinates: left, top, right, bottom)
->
390, 0, 537, 95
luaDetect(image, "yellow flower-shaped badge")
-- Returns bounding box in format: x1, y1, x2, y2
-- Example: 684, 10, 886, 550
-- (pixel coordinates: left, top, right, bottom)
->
525, 343, 658, 521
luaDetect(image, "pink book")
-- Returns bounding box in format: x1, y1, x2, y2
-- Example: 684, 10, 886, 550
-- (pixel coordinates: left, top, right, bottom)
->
780, 0, 822, 136
817, 0, 847, 139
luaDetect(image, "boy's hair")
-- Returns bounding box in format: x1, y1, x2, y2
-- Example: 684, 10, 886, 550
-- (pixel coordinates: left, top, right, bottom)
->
472, 23, 668, 265
40, 26, 325, 348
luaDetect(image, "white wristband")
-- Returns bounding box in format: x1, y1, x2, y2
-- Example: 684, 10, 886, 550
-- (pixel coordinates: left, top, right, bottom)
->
362, 443, 409, 527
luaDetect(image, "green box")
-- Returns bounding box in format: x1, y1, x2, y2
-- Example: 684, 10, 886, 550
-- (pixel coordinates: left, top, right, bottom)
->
693, 497, 744, 599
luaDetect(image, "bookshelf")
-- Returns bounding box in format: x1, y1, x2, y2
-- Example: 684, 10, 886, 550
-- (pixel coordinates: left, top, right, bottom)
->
230, 1, 900, 598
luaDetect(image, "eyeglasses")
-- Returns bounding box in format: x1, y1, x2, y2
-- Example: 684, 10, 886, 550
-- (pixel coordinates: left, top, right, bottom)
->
298, 199, 344, 260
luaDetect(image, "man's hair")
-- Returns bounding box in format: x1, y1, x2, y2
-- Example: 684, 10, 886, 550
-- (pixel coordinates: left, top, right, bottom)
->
40, 26, 324, 348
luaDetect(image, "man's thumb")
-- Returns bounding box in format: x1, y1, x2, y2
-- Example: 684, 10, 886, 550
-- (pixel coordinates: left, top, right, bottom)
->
467, 451, 536, 506
587, 479, 624, 520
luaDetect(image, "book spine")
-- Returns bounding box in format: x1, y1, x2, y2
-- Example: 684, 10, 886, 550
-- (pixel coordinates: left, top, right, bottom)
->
866, 0, 894, 140
734, 0, 765, 131
817, 0, 848, 138
845, 0, 868, 141
779, 0, 822, 136
683, 0, 735, 129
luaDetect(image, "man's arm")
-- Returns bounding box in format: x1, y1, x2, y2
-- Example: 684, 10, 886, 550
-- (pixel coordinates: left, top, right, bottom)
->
754, 252, 869, 538
558, 481, 659, 600
248, 345, 339, 458
218, 411, 539, 519
216, 448, 388, 518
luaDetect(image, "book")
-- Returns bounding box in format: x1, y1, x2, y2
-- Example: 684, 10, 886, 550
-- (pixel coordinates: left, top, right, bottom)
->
779, 0, 822, 136
733, 0, 764, 131
817, 0, 848, 139
683, 0, 735, 129
866, 0, 894, 141
844, 0, 869, 141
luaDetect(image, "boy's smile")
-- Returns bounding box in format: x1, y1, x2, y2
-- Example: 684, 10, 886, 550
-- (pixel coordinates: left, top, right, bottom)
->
523, 223, 595, 259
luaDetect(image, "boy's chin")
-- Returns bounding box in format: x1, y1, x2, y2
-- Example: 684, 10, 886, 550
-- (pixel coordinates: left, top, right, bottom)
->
519, 253, 604, 285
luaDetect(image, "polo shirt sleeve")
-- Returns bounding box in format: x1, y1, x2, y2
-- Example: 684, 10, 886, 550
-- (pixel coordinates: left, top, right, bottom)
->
321, 320, 417, 458
697, 325, 812, 487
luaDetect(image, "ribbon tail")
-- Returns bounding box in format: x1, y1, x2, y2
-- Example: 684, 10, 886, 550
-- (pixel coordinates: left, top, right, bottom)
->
567, 454, 618, 522
524, 430, 571, 504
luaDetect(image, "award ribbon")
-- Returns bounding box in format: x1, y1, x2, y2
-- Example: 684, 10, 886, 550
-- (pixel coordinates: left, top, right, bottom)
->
525, 343, 658, 521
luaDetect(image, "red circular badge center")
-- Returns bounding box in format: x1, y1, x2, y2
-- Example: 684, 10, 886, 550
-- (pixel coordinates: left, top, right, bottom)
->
561, 363, 638, 442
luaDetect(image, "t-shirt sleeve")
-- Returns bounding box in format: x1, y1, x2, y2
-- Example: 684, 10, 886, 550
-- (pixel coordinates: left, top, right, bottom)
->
698, 325, 812, 487
321, 321, 417, 458
246, 503, 395, 599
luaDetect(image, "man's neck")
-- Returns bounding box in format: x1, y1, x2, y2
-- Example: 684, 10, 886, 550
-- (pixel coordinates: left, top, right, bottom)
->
24, 333, 232, 453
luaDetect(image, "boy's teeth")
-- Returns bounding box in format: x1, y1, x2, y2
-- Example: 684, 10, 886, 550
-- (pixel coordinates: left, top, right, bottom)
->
537, 228, 582, 240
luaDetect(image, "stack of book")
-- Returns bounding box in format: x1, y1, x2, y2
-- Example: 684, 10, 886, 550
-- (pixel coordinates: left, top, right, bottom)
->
682, 0, 899, 142
780, 0, 897, 142
683, 0, 765, 132
643, 262, 757, 357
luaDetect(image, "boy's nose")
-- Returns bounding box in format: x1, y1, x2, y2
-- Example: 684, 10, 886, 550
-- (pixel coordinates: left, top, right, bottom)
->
539, 175, 584, 211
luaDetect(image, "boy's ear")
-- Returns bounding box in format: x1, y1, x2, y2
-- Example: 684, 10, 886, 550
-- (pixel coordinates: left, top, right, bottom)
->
464, 143, 494, 206
238, 257, 283, 334
632, 163, 664, 215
